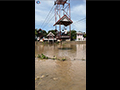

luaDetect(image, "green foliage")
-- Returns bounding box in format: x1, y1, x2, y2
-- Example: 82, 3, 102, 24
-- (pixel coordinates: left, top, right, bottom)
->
70, 30, 77, 41
81, 58, 85, 61
37, 53, 67, 61
61, 57, 66, 61
52, 55, 57, 60
37, 54, 48, 59
83, 34, 86, 38
36, 29, 47, 38
41, 53, 48, 59
35, 29, 38, 35
37, 54, 41, 58
41, 30, 47, 37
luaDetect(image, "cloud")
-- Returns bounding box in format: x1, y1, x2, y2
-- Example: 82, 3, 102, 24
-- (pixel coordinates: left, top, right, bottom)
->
83, 0, 86, 3
71, 4, 86, 20
35, 1, 55, 29
35, 1, 54, 9
72, 20, 86, 32
35, 0, 86, 32
70, 1, 86, 32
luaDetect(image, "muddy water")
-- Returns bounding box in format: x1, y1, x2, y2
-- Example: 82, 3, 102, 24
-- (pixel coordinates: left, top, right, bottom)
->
35, 43, 86, 90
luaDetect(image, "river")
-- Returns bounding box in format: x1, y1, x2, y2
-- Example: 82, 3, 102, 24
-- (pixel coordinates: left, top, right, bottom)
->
35, 42, 86, 90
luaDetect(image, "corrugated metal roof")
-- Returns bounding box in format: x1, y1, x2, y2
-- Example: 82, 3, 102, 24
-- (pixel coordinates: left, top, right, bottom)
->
53, 15, 73, 26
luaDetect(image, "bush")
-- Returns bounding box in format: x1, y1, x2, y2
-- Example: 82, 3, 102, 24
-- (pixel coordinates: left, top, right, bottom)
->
61, 57, 66, 61
37, 54, 41, 58
41, 54, 48, 59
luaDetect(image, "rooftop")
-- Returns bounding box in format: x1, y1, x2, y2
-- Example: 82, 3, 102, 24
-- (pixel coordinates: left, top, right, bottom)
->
54, 0, 67, 5
77, 31, 85, 34
53, 15, 73, 26
47, 32, 55, 37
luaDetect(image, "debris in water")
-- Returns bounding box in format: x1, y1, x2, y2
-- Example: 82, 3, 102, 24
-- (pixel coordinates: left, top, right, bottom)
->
53, 78, 58, 81
41, 75, 45, 79
46, 74, 49, 77
35, 76, 41, 80
38, 82, 41, 85
37, 76, 40, 79
53, 55, 57, 60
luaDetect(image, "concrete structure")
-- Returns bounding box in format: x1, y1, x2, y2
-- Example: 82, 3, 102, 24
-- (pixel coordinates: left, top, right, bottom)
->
76, 31, 85, 41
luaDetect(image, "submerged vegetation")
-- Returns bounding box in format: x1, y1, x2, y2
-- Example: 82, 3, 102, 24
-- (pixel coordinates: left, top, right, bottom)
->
37, 54, 66, 61
37, 54, 85, 61
61, 57, 66, 61
81, 58, 85, 61
37, 54, 48, 59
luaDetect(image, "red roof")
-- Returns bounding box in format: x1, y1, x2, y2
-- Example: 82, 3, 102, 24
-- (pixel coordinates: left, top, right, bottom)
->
55, 0, 67, 5
53, 15, 73, 26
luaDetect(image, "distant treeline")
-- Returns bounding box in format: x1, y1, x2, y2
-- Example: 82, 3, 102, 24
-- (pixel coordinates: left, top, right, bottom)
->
35, 29, 86, 41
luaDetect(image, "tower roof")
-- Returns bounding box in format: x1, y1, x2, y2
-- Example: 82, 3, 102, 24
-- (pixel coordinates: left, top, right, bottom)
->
53, 15, 73, 26
54, 0, 67, 5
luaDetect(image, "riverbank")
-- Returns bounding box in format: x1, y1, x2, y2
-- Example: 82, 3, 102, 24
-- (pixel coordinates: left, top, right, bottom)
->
35, 41, 86, 45
62, 41, 86, 44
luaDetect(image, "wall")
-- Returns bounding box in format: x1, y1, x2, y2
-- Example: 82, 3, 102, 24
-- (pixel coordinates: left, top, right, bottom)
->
76, 34, 84, 41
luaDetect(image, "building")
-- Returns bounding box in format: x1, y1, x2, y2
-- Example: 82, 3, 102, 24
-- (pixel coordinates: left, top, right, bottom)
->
76, 31, 85, 41
43, 32, 57, 43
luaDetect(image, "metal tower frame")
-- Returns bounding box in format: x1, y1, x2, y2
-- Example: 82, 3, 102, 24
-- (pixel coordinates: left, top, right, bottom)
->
54, 0, 71, 40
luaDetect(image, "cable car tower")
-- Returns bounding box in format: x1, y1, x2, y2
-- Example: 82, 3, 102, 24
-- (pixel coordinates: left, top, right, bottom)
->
53, 0, 73, 41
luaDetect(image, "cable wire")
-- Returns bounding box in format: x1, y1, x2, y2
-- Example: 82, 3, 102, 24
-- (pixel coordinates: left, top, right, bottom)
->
42, 10, 59, 29
40, 5, 55, 28
73, 17, 86, 24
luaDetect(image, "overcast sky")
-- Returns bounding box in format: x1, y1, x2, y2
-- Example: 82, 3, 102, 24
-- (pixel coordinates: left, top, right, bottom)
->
35, 0, 86, 32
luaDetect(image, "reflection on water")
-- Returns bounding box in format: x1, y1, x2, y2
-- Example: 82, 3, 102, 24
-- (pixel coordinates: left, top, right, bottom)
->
35, 43, 86, 90
35, 43, 86, 60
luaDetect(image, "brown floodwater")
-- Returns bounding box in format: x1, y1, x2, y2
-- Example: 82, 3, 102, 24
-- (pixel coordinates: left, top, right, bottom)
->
35, 43, 86, 90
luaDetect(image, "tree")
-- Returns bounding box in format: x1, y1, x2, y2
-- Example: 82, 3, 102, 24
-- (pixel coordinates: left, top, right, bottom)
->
35, 29, 38, 41
35, 29, 38, 36
41, 30, 47, 38
83, 34, 86, 38
70, 30, 77, 41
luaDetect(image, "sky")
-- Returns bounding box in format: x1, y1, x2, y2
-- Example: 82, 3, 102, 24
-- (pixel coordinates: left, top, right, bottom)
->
35, 0, 86, 33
